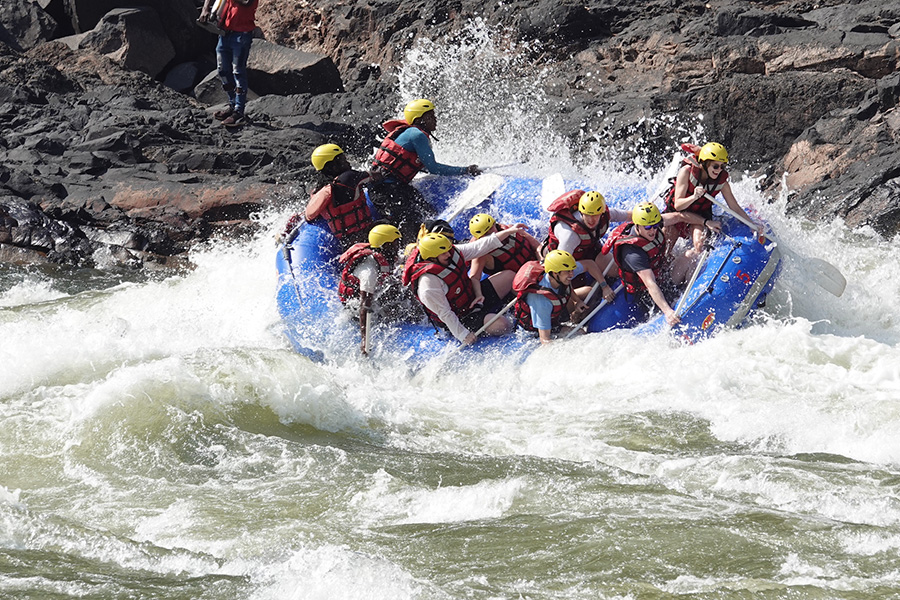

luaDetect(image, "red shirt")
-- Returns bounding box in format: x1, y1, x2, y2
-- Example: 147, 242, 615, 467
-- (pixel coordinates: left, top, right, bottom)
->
222, 0, 258, 33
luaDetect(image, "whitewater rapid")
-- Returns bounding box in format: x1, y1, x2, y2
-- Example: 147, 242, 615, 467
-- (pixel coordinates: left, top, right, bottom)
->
3, 20, 900, 599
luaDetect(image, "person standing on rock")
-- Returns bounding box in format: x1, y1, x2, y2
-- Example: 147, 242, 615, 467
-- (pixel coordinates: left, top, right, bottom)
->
199, 0, 259, 128
369, 99, 481, 240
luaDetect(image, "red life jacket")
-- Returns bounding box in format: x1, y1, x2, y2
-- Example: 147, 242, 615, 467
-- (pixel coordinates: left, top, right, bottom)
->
482, 226, 535, 274
371, 120, 427, 184
402, 247, 477, 325
337, 244, 395, 303
601, 222, 666, 294
663, 144, 729, 217
546, 190, 609, 261
313, 171, 373, 240
220, 0, 258, 32
512, 261, 571, 332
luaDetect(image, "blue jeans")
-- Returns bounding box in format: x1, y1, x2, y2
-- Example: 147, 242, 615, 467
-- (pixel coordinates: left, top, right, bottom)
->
216, 31, 253, 113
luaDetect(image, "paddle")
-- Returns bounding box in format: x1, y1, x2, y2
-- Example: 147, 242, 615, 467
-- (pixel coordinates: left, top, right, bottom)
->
539, 173, 566, 211
363, 308, 372, 355
674, 246, 710, 317
443, 295, 518, 354
564, 282, 625, 340
580, 259, 616, 306
440, 173, 505, 222
472, 296, 518, 337
704, 192, 846, 297
482, 162, 523, 171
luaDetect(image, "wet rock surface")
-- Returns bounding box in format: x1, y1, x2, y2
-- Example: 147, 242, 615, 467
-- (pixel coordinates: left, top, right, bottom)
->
0, 0, 898, 269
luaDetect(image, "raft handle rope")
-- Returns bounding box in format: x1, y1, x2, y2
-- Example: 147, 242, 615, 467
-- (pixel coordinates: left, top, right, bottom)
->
675, 241, 739, 318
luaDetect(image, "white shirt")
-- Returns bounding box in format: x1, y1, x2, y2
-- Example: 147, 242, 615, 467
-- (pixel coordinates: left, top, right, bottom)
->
415, 233, 503, 341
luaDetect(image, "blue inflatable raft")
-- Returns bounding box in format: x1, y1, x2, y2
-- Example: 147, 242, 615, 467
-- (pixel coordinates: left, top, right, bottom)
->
275, 175, 781, 362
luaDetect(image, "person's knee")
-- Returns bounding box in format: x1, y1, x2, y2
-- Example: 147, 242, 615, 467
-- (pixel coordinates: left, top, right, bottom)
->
485, 314, 513, 335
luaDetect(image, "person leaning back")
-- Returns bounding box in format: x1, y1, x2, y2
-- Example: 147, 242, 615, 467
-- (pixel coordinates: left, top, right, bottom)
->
401, 225, 527, 346
338, 224, 415, 355
513, 250, 590, 345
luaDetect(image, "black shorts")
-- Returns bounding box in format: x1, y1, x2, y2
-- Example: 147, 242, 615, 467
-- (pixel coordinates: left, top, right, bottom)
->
459, 278, 504, 331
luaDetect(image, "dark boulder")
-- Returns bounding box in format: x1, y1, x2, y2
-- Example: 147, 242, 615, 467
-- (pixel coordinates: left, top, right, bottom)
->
76, 8, 176, 78
0, 0, 59, 51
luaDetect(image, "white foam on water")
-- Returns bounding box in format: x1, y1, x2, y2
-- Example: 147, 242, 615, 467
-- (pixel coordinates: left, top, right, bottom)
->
243, 543, 439, 600
349, 468, 525, 525
2, 18, 900, 600
0, 275, 67, 308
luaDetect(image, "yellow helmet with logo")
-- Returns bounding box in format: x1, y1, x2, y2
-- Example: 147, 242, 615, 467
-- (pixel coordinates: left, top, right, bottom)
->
632, 202, 662, 227
311, 144, 344, 171
543, 249, 577, 273
468, 213, 496, 239
404, 99, 435, 125
698, 142, 729, 163
578, 191, 607, 216
368, 224, 401, 248
417, 232, 452, 260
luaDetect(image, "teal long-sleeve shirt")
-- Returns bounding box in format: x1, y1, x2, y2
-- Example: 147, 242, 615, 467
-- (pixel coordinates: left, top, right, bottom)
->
390, 127, 469, 179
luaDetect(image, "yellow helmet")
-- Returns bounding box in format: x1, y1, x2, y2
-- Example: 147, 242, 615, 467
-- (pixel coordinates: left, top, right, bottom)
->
368, 224, 401, 248
578, 191, 607, 216
404, 99, 435, 125
543, 249, 577, 273
311, 143, 344, 171
468, 213, 496, 239
417, 232, 452, 260
632, 202, 662, 227
698, 142, 729, 163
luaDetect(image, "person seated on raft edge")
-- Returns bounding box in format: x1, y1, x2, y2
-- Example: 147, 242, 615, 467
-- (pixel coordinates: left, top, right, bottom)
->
369, 98, 481, 241
663, 141, 764, 258
466, 213, 541, 303
291, 143, 376, 250
602, 202, 719, 327
513, 249, 591, 345
401, 224, 528, 346
338, 223, 418, 355
543, 189, 631, 306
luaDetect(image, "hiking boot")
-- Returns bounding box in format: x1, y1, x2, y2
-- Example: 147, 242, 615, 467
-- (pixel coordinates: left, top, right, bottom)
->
222, 112, 246, 127
214, 106, 235, 120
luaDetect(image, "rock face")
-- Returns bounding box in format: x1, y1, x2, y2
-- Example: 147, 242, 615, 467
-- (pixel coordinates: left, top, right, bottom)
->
0, 0, 899, 269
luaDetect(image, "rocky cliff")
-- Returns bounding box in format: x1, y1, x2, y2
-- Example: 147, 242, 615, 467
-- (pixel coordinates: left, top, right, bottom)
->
1, 0, 898, 268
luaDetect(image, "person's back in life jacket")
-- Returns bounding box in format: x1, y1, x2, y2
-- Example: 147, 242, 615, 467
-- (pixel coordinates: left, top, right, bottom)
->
304, 143, 374, 249
338, 224, 417, 355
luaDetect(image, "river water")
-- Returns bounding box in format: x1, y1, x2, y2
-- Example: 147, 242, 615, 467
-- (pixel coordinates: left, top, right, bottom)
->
2, 26, 900, 600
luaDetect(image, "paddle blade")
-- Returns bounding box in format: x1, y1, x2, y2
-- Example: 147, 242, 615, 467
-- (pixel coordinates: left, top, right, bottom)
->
442, 173, 505, 221
540, 173, 566, 211
807, 256, 847, 297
